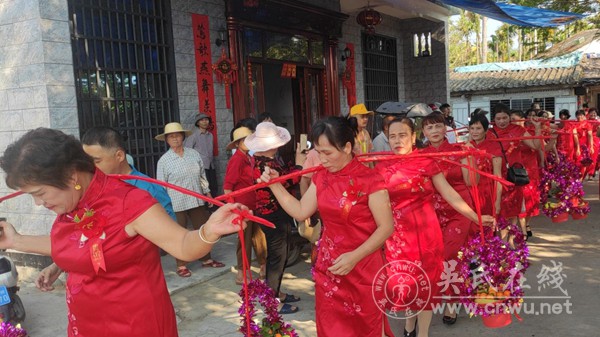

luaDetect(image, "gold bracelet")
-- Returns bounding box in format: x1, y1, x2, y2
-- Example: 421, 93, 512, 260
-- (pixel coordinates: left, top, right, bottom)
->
198, 224, 220, 244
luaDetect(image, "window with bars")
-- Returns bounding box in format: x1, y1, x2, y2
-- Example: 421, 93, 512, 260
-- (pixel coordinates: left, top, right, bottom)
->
490, 97, 556, 114
362, 33, 398, 134
68, 0, 178, 177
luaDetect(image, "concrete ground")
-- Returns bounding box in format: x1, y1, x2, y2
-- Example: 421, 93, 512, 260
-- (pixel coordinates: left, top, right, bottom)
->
12, 181, 600, 336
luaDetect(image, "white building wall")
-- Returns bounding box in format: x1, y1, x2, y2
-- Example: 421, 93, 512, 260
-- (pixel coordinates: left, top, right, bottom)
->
450, 88, 577, 125
0, 0, 76, 237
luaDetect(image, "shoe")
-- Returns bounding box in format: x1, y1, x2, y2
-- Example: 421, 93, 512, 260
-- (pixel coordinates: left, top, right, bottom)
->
278, 303, 299, 315
442, 314, 457, 325
526, 230, 533, 237
202, 259, 225, 268
403, 328, 416, 337
176, 267, 192, 278
280, 293, 301, 303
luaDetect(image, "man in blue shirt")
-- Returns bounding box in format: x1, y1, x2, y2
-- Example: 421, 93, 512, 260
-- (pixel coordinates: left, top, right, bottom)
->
80, 127, 175, 220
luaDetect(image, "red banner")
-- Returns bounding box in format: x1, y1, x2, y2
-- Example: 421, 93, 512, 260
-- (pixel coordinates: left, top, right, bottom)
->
192, 14, 218, 155
341, 43, 356, 108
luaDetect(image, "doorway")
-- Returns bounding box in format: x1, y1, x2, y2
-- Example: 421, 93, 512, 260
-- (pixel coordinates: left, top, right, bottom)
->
251, 62, 324, 162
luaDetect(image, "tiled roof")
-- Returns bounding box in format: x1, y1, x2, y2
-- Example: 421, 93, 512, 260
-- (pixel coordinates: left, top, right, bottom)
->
449, 65, 582, 94
450, 29, 600, 94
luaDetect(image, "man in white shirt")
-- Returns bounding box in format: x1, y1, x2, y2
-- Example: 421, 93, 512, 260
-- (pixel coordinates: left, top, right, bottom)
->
372, 115, 396, 152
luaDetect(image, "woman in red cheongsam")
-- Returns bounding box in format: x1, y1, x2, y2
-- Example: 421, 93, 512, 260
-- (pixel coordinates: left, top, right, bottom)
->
258, 116, 395, 337
557, 109, 578, 162
419, 112, 482, 324
586, 108, 599, 178
487, 104, 542, 238
376, 117, 494, 336
467, 113, 503, 217
575, 109, 594, 179
0, 128, 246, 337
512, 110, 541, 239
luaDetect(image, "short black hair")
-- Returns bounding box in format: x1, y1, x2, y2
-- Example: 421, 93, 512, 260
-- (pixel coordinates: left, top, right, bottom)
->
492, 103, 510, 119
510, 110, 524, 118
257, 112, 272, 123
559, 109, 571, 119
575, 109, 586, 117
0, 128, 95, 189
81, 126, 127, 151
231, 117, 258, 141
469, 114, 490, 131
311, 116, 355, 151
440, 103, 451, 110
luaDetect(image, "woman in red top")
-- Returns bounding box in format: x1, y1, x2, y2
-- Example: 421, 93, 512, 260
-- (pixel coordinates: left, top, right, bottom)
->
574, 109, 594, 179
511, 110, 541, 238
487, 104, 541, 239
0, 128, 246, 337
467, 113, 503, 217
420, 112, 486, 324
224, 126, 267, 285
376, 117, 493, 336
259, 117, 394, 337
557, 109, 578, 162
586, 107, 600, 178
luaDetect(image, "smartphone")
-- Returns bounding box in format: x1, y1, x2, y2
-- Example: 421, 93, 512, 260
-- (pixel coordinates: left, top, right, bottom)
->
299, 134, 308, 152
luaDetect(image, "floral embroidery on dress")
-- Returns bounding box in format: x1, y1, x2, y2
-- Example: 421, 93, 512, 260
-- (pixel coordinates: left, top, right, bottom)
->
319, 236, 342, 298
343, 302, 362, 316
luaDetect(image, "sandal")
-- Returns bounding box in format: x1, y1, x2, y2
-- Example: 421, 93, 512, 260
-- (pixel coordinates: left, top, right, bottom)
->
278, 303, 299, 315
280, 293, 301, 303
176, 267, 192, 278
202, 259, 225, 268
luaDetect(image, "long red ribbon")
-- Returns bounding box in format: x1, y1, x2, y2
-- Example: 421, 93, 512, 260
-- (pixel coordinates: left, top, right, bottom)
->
215, 165, 324, 202
0, 191, 24, 204
489, 136, 552, 142
111, 174, 275, 228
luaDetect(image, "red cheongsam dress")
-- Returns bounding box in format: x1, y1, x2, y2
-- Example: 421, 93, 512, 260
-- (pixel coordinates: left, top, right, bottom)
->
487, 124, 527, 218
470, 138, 503, 216
376, 156, 445, 311
420, 140, 477, 261
312, 159, 391, 337
51, 170, 178, 337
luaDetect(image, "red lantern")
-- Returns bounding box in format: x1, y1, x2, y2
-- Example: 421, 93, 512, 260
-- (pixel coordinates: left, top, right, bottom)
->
356, 7, 382, 34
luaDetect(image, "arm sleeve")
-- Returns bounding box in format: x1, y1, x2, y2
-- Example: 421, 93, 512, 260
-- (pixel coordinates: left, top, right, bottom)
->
122, 188, 159, 226
156, 158, 166, 182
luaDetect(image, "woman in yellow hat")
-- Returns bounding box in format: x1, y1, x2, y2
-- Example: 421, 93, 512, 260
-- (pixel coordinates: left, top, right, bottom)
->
348, 103, 374, 155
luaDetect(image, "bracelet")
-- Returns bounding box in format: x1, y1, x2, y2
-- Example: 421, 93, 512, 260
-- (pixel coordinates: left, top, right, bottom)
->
198, 224, 220, 244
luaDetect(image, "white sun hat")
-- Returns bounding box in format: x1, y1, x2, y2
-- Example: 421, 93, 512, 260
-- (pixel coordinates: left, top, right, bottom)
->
243, 122, 291, 152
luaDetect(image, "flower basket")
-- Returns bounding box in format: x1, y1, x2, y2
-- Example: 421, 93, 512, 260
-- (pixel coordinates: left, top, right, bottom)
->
551, 212, 569, 223
571, 212, 587, 220
457, 232, 529, 321
481, 312, 513, 328
570, 200, 590, 220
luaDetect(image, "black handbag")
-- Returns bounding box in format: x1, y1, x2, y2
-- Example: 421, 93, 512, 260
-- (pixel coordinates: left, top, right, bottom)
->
491, 129, 530, 186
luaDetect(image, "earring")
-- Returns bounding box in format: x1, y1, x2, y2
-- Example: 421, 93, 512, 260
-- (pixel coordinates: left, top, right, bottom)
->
74, 183, 82, 190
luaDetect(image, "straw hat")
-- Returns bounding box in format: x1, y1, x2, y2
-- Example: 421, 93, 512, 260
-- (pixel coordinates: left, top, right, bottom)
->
226, 127, 253, 150
155, 122, 192, 141
243, 122, 291, 152
349, 103, 374, 117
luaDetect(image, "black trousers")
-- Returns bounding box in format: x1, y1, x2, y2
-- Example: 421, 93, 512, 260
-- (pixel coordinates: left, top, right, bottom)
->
259, 209, 293, 295
205, 168, 218, 197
